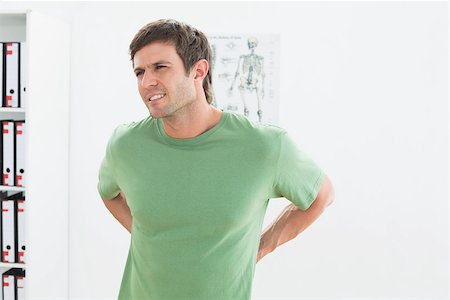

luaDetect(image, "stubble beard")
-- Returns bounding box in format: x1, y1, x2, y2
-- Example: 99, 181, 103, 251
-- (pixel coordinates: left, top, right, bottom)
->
149, 84, 197, 120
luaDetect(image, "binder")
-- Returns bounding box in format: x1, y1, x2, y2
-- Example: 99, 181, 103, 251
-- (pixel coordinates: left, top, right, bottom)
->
0, 43, 3, 108
0, 267, 14, 300
4, 43, 20, 108
0, 192, 4, 264
16, 197, 25, 264
0, 192, 24, 264
2, 121, 14, 186
14, 121, 25, 187
16, 269, 25, 300
19, 42, 26, 109
0, 267, 9, 299
1, 268, 25, 300
0, 122, 3, 185
1, 194, 15, 263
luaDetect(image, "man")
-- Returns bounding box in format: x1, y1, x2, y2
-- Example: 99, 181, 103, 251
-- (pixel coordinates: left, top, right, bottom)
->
97, 19, 335, 300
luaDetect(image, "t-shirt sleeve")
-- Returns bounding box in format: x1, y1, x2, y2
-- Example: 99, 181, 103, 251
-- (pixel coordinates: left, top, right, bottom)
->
97, 127, 121, 200
272, 130, 325, 210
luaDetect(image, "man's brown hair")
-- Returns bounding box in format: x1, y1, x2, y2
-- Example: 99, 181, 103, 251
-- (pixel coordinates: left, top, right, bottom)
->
129, 19, 213, 104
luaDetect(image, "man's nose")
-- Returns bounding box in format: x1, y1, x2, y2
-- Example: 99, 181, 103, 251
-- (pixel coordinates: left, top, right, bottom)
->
141, 72, 158, 87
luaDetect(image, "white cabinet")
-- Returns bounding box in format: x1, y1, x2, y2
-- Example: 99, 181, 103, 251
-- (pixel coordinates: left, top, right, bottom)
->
0, 10, 70, 299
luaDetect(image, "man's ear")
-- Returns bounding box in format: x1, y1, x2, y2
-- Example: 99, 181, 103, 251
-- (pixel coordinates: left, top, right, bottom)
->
193, 59, 209, 81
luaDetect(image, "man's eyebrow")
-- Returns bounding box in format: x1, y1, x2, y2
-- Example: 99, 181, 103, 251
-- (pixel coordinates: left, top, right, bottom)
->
133, 61, 172, 72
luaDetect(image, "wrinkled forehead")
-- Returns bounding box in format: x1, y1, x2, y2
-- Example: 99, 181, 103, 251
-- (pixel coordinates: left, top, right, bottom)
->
132, 41, 179, 68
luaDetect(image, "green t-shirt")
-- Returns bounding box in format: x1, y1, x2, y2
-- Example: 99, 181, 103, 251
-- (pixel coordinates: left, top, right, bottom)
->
97, 111, 324, 300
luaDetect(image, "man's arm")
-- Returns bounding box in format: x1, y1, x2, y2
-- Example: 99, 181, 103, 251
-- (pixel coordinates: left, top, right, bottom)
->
257, 175, 335, 263
99, 183, 132, 234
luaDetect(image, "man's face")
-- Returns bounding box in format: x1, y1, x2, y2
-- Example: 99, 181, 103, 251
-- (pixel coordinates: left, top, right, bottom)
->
133, 42, 197, 119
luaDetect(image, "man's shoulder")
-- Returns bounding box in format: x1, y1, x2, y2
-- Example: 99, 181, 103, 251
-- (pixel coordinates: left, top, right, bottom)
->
223, 112, 286, 145
225, 111, 286, 139
110, 115, 153, 142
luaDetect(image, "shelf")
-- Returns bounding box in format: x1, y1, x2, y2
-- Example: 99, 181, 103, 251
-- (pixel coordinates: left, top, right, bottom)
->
0, 107, 26, 120
1, 9, 70, 298
0, 262, 25, 269
0, 186, 26, 192
0, 108, 25, 113
0, 10, 30, 15
0, 12, 26, 42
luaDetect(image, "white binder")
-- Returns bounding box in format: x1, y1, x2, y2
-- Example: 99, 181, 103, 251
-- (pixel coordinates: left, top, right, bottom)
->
0, 192, 5, 262
17, 196, 25, 264
1, 268, 25, 299
1, 199, 15, 263
1, 269, 15, 300
17, 272, 25, 300
4, 42, 20, 108
2, 121, 14, 186
19, 42, 26, 109
15, 121, 25, 187
0, 43, 3, 107
0, 267, 8, 299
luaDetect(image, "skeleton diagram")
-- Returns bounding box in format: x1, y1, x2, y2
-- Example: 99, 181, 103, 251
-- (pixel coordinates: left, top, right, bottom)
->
229, 37, 265, 122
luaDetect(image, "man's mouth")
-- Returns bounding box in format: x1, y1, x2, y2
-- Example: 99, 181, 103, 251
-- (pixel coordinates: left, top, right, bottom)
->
149, 93, 166, 102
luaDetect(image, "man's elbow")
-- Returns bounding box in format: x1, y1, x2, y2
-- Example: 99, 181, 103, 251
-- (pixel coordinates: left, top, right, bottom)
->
326, 192, 335, 207
317, 175, 335, 208
103, 192, 123, 203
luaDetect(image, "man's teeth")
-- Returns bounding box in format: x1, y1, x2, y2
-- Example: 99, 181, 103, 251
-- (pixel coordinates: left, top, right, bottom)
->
150, 94, 165, 101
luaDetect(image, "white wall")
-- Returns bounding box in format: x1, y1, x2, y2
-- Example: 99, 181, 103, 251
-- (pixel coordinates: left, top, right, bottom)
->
1, 1, 448, 299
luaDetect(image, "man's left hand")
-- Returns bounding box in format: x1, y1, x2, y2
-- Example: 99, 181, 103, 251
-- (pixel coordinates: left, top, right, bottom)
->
256, 237, 271, 263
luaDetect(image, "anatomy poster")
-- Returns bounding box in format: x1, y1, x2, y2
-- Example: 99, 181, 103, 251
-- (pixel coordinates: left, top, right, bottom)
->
208, 34, 280, 125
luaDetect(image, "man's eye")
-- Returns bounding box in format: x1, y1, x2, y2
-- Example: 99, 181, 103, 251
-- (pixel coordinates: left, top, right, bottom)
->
156, 66, 166, 70
135, 71, 142, 77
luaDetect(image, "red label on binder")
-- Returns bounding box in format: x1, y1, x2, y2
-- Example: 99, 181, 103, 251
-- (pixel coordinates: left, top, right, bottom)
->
6, 95, 12, 107
3, 250, 10, 262
16, 175, 23, 187
6, 44, 13, 54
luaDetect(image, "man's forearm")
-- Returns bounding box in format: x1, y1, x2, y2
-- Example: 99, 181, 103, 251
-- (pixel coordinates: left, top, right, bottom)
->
259, 198, 331, 257
103, 192, 132, 234
257, 175, 335, 262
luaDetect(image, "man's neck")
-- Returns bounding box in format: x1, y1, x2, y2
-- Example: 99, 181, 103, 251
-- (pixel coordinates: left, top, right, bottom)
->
162, 104, 223, 139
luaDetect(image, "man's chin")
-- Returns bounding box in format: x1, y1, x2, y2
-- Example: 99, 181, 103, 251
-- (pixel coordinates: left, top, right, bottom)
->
148, 109, 167, 119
